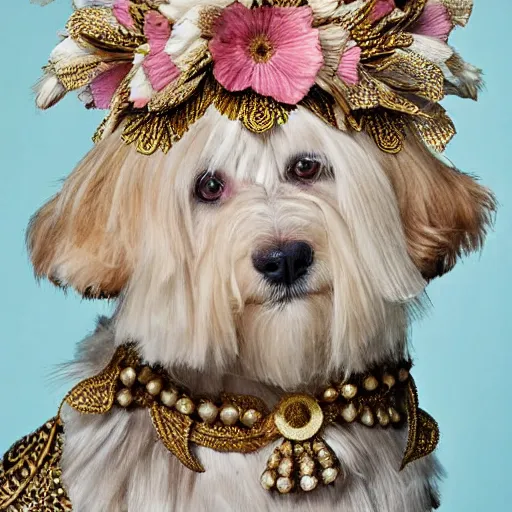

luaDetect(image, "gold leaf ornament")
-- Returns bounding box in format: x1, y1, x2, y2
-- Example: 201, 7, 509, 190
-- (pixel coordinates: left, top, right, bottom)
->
401, 376, 440, 469
150, 403, 205, 473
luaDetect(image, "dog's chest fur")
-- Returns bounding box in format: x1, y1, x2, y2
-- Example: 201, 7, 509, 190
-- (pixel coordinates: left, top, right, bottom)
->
58, 333, 440, 512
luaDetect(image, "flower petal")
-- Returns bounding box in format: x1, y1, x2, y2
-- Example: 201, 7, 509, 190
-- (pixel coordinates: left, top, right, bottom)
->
113, 0, 134, 29
412, 1, 452, 41
90, 63, 132, 108
338, 45, 361, 85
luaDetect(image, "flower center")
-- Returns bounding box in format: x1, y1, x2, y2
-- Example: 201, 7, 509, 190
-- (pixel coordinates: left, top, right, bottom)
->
249, 34, 275, 63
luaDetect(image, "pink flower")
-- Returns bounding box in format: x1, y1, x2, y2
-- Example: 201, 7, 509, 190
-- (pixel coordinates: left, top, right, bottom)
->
142, 11, 180, 92
338, 45, 361, 85
209, 3, 323, 104
412, 0, 452, 41
371, 0, 395, 22
113, 0, 134, 29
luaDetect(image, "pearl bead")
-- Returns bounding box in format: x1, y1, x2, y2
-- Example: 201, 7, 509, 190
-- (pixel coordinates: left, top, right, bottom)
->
300, 475, 318, 492
175, 397, 195, 415
340, 383, 358, 400
317, 449, 333, 468
363, 375, 378, 391
322, 467, 339, 485
260, 470, 276, 490
198, 402, 218, 424
360, 406, 375, 427
21, 468, 29, 478
119, 367, 137, 387
116, 389, 133, 408
160, 389, 178, 407
389, 407, 401, 423
137, 366, 154, 385
341, 403, 358, 422
382, 373, 396, 389
398, 368, 409, 382
220, 405, 239, 426
376, 407, 390, 427
241, 409, 261, 427
276, 476, 293, 494
278, 457, 293, 477
322, 387, 339, 402
146, 378, 163, 396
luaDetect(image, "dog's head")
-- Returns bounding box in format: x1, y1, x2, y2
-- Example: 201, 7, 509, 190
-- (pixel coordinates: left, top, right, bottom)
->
28, 108, 494, 388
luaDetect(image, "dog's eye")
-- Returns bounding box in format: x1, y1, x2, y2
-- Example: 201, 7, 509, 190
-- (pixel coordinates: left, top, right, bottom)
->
195, 172, 225, 202
288, 157, 322, 182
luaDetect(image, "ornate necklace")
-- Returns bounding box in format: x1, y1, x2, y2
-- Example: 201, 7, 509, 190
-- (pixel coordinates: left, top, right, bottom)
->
0, 344, 439, 510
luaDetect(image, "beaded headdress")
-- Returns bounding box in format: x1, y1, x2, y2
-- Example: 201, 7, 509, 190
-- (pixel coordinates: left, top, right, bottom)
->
35, 0, 480, 155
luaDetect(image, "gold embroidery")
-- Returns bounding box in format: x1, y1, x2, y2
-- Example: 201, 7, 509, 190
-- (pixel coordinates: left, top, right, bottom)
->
402, 377, 440, 469
0, 418, 71, 511
1, 345, 439, 505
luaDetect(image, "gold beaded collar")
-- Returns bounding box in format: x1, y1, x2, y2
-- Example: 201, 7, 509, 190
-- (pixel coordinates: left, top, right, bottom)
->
65, 344, 439, 494
0, 344, 439, 509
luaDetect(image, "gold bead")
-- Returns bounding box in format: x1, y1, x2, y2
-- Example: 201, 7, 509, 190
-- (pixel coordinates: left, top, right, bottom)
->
220, 405, 239, 426
322, 467, 339, 485
119, 367, 137, 387
382, 373, 396, 389
260, 470, 276, 490
146, 378, 163, 396
317, 449, 333, 468
278, 457, 293, 477
398, 368, 409, 382
312, 439, 325, 453
160, 389, 178, 407
280, 441, 293, 458
300, 475, 318, 492
116, 389, 133, 408
241, 408, 261, 427
267, 451, 281, 469
322, 387, 339, 402
360, 406, 375, 427
175, 397, 195, 415
276, 476, 293, 494
299, 456, 315, 476
137, 366, 154, 385
376, 407, 390, 427
363, 375, 378, 391
388, 407, 401, 423
340, 383, 358, 400
341, 403, 358, 422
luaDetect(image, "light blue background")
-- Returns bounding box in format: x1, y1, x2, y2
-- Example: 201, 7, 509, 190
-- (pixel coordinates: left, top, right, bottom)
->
0, 2, 510, 510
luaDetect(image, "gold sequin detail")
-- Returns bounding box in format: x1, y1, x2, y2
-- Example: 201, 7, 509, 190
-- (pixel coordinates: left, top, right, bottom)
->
0, 418, 71, 511
214, 87, 293, 134
67, 7, 144, 51
401, 377, 440, 468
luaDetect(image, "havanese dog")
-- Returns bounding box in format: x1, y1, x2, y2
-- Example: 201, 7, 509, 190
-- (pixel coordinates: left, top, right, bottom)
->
23, 108, 493, 512
1, 1, 495, 511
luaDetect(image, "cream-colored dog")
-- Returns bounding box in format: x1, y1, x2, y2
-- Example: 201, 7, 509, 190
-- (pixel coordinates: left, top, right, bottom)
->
24, 106, 493, 511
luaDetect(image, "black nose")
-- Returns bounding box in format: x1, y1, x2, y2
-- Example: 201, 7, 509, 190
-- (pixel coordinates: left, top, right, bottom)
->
252, 241, 314, 286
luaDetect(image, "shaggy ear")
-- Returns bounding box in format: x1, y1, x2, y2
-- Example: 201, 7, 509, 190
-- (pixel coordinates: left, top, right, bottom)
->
381, 136, 496, 280
27, 134, 141, 298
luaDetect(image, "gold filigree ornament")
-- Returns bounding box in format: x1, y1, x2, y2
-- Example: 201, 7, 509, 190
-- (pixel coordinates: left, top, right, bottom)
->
34, 0, 481, 155
0, 344, 440, 508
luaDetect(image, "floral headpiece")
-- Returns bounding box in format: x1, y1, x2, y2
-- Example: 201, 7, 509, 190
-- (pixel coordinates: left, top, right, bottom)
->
35, 0, 480, 155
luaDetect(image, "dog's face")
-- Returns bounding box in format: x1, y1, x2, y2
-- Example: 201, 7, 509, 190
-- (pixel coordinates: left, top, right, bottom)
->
28, 108, 494, 389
